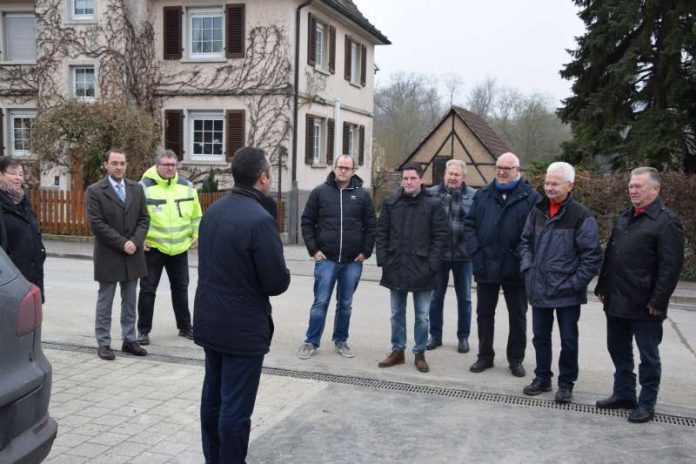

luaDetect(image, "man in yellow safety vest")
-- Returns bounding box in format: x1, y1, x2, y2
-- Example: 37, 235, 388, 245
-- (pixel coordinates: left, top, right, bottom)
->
136, 150, 202, 345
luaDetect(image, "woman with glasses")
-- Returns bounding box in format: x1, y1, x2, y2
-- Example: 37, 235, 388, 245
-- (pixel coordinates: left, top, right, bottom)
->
0, 156, 46, 301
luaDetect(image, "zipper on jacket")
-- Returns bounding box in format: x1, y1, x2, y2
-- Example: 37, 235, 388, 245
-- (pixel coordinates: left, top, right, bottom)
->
338, 188, 344, 263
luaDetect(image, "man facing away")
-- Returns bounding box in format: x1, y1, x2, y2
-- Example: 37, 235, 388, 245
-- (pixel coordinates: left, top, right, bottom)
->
297, 154, 376, 360
136, 150, 202, 345
376, 163, 448, 373
595, 167, 684, 423
86, 147, 149, 360
194, 147, 290, 462
426, 159, 477, 354
464, 152, 540, 377
519, 162, 602, 403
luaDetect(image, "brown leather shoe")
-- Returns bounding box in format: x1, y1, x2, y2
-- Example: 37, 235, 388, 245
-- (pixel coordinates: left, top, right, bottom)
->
122, 341, 147, 356
97, 345, 115, 361
378, 350, 405, 368
414, 352, 429, 373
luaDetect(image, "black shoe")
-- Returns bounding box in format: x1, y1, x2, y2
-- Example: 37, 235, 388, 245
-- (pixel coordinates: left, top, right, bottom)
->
555, 387, 573, 404
523, 378, 552, 396
457, 338, 470, 353
426, 337, 442, 350
136, 333, 150, 346
121, 341, 147, 356
470, 358, 494, 373
628, 407, 655, 423
179, 328, 194, 340
596, 395, 637, 410
509, 363, 526, 377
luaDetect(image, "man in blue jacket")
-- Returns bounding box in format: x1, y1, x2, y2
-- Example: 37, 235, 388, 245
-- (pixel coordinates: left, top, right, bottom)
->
297, 155, 377, 359
465, 152, 540, 377
194, 147, 290, 463
519, 162, 602, 403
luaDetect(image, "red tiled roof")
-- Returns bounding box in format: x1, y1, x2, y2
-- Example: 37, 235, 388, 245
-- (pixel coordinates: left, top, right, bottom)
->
320, 0, 391, 45
452, 105, 511, 157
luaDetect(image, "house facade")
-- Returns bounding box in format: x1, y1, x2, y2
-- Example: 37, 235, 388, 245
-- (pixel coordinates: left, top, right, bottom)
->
0, 0, 389, 241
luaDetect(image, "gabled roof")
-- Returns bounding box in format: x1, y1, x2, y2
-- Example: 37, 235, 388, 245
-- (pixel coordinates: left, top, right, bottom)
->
320, 0, 391, 45
451, 105, 511, 157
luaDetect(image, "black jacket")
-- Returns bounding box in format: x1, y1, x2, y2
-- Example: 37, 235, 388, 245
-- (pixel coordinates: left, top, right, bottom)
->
0, 192, 46, 301
595, 198, 684, 319
520, 194, 602, 308
376, 188, 449, 291
465, 178, 540, 284
302, 173, 377, 262
194, 186, 291, 356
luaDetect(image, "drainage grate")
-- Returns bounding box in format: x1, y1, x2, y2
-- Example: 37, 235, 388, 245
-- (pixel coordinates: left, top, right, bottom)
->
44, 342, 696, 427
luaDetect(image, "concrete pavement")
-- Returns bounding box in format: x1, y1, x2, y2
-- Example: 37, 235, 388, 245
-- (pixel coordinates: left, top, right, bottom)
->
40, 237, 696, 463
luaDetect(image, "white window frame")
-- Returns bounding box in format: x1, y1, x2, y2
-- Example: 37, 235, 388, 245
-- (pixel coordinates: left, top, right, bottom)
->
347, 124, 357, 157
350, 41, 361, 85
314, 22, 328, 71
186, 7, 225, 60
71, 65, 96, 101
9, 109, 36, 156
1, 12, 37, 63
71, 0, 95, 20
313, 118, 323, 165
189, 110, 225, 161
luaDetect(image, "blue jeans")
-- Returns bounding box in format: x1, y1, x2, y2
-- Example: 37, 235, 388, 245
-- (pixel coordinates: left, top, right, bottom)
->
304, 259, 363, 347
200, 349, 264, 464
532, 305, 580, 388
606, 315, 664, 410
389, 289, 433, 353
429, 260, 472, 341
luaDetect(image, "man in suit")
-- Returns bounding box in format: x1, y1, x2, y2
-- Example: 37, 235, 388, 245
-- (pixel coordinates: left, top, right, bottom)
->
86, 147, 150, 360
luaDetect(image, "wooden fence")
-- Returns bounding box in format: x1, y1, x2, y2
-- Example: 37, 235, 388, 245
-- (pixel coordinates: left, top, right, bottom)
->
27, 190, 284, 236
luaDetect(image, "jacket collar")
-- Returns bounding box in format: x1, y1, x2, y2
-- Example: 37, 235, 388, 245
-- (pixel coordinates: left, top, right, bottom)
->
627, 197, 664, 220
325, 171, 363, 190
142, 165, 179, 187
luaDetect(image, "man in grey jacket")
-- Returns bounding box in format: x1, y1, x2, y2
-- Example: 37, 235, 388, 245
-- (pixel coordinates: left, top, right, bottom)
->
519, 162, 602, 403
426, 159, 477, 354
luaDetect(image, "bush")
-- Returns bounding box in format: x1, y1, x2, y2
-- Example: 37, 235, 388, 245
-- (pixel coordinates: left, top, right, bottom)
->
31, 100, 158, 188
527, 171, 696, 280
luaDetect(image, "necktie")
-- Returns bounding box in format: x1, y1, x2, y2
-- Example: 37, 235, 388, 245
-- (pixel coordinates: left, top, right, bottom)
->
115, 183, 125, 204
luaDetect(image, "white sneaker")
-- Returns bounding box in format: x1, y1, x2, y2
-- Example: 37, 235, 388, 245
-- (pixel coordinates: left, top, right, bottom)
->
335, 341, 354, 358
297, 343, 316, 360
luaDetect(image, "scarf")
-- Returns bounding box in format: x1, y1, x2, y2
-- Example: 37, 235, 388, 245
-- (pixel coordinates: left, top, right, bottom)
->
494, 177, 521, 192
0, 183, 25, 205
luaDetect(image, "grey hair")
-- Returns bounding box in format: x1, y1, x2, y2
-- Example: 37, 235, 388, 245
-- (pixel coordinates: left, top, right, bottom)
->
155, 149, 178, 164
547, 161, 575, 183
631, 166, 661, 186
446, 158, 467, 173
334, 154, 356, 169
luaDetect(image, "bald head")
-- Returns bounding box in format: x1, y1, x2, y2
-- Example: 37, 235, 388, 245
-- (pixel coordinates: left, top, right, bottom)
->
495, 152, 521, 185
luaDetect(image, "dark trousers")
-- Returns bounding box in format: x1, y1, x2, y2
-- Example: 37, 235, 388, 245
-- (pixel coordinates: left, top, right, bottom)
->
476, 282, 527, 364
428, 260, 473, 341
606, 314, 664, 410
137, 248, 191, 334
200, 349, 264, 464
532, 305, 580, 388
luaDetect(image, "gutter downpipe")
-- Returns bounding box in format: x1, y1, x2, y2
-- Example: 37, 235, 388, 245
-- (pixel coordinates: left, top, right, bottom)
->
291, 0, 313, 244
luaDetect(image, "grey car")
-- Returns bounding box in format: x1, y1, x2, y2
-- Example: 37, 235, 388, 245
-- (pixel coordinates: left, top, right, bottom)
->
0, 247, 57, 463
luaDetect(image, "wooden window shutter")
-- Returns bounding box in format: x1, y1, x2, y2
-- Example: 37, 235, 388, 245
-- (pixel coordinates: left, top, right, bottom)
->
0, 109, 4, 155
164, 110, 184, 160
342, 122, 350, 155
226, 4, 245, 59
358, 125, 365, 165
305, 114, 315, 164
344, 36, 351, 81
163, 6, 182, 60
327, 118, 335, 165
328, 25, 336, 74
307, 13, 316, 66
226, 110, 245, 161
360, 44, 367, 86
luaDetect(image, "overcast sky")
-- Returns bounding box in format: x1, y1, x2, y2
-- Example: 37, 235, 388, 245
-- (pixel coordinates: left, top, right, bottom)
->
354, 0, 586, 108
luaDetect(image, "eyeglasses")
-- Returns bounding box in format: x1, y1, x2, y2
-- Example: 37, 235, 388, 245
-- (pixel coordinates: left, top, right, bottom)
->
496, 166, 518, 172
544, 181, 570, 188
335, 166, 356, 173
158, 163, 177, 168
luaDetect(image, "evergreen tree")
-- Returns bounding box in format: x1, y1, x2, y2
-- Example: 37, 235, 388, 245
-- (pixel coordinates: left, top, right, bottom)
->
558, 0, 696, 172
